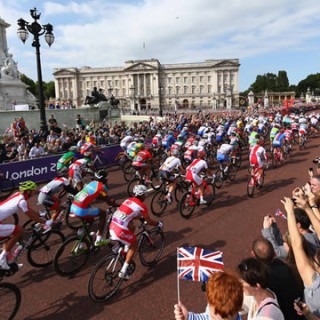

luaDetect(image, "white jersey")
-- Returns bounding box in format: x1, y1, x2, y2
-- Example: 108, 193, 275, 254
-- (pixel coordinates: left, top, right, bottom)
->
160, 156, 181, 172
120, 136, 133, 148
187, 158, 208, 175
39, 177, 70, 196
0, 192, 29, 221
69, 158, 90, 172
217, 144, 233, 155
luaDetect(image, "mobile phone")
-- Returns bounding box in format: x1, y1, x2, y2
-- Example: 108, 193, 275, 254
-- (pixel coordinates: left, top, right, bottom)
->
309, 168, 314, 172
291, 198, 297, 205
294, 297, 304, 309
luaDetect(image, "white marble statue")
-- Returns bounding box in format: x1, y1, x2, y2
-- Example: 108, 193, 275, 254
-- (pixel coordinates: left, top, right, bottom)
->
1, 54, 18, 79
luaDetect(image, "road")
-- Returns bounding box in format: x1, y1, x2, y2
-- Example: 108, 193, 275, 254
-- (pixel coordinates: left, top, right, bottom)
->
7, 136, 319, 320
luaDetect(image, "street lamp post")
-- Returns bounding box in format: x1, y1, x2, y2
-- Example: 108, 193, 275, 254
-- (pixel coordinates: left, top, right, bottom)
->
17, 8, 54, 135
159, 85, 163, 117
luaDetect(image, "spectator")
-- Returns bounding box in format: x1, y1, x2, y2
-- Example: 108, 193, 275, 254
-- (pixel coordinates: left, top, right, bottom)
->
282, 197, 320, 318
251, 237, 303, 319
51, 122, 62, 136
61, 137, 73, 151
174, 271, 243, 320
3, 143, 18, 162
29, 142, 45, 159
17, 137, 29, 161
48, 114, 58, 130
237, 257, 285, 319
46, 130, 58, 144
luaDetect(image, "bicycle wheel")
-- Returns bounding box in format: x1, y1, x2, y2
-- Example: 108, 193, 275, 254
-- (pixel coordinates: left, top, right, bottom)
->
150, 191, 168, 217
247, 176, 255, 197
27, 230, 65, 268
123, 165, 135, 182
203, 183, 215, 205
0, 178, 15, 201
214, 170, 224, 189
228, 165, 237, 181
174, 181, 189, 202
53, 236, 91, 276
65, 205, 83, 230
257, 171, 265, 188
88, 253, 125, 302
0, 282, 21, 320
127, 178, 141, 197
179, 192, 196, 219
150, 169, 161, 190
139, 228, 164, 266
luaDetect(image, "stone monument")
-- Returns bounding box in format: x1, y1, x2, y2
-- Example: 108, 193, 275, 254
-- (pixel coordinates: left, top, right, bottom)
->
0, 17, 36, 110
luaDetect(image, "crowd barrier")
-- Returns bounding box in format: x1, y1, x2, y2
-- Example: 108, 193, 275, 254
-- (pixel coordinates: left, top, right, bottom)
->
0, 144, 122, 187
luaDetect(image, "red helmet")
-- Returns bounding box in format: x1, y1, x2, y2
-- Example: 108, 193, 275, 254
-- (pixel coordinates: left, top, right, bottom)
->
197, 149, 206, 158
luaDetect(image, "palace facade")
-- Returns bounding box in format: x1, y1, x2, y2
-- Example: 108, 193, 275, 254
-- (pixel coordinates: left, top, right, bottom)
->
53, 58, 240, 112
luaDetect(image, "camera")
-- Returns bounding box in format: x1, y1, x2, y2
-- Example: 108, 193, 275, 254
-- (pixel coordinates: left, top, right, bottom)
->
312, 157, 320, 164
294, 297, 304, 309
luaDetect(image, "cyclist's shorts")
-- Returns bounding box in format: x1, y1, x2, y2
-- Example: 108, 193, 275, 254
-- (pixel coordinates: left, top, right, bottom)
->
38, 193, 60, 211
186, 171, 202, 186
216, 153, 229, 162
216, 135, 223, 142
69, 168, 83, 184
70, 204, 99, 218
0, 223, 18, 239
132, 162, 147, 168
109, 224, 135, 246
160, 170, 175, 182
272, 141, 282, 147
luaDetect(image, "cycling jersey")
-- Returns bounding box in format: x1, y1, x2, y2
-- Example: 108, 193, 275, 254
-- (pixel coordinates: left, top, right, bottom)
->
0, 192, 29, 221
80, 142, 95, 155
152, 134, 162, 147
69, 158, 92, 184
248, 131, 259, 147
170, 140, 184, 153
132, 150, 152, 168
272, 133, 285, 147
120, 136, 133, 149
216, 143, 233, 162
162, 134, 175, 150
70, 181, 108, 218
109, 197, 148, 245
186, 158, 208, 186
270, 127, 280, 140
184, 145, 198, 161
57, 151, 76, 170
249, 145, 267, 169
184, 137, 196, 150
160, 156, 181, 172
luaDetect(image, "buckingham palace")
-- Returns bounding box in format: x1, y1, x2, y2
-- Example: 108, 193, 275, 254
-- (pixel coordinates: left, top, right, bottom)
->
53, 58, 240, 112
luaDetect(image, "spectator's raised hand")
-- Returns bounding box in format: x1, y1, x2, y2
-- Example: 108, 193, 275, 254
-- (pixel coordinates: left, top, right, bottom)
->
263, 215, 276, 229
174, 302, 188, 320
281, 197, 295, 213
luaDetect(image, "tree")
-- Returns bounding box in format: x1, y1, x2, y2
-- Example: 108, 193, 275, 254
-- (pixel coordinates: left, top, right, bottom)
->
276, 71, 289, 91
43, 81, 55, 100
296, 73, 320, 98
20, 74, 36, 96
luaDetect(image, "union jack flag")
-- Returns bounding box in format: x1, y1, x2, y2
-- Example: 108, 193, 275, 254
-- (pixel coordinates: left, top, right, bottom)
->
177, 247, 224, 282
275, 208, 287, 220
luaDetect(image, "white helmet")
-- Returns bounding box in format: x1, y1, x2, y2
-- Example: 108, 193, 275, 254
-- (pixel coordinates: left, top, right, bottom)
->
133, 184, 148, 197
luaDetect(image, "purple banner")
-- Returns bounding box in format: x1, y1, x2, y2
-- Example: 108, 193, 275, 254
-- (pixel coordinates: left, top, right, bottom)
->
0, 144, 122, 186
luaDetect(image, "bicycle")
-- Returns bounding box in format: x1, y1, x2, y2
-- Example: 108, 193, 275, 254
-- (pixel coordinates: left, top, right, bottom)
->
126, 166, 161, 197
214, 161, 237, 189
87, 220, 164, 302
1, 223, 65, 269
299, 134, 307, 150
271, 146, 283, 167
0, 173, 15, 202
247, 165, 265, 197
150, 174, 189, 216
53, 207, 115, 277
178, 175, 215, 219
0, 276, 21, 320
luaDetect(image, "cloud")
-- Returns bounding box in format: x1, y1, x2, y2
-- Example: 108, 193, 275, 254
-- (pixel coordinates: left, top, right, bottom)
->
1, 0, 320, 90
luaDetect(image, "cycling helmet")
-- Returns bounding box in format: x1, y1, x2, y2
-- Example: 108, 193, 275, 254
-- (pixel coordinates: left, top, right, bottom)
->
19, 180, 37, 192
84, 151, 92, 158
136, 143, 144, 151
193, 140, 199, 146
203, 133, 208, 139
197, 149, 206, 158
168, 131, 174, 136
139, 137, 145, 143
171, 148, 180, 156
69, 146, 79, 152
57, 167, 69, 177
95, 170, 108, 182
133, 184, 148, 197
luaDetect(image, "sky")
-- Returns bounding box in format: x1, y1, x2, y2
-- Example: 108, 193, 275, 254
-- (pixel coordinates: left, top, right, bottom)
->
1, 0, 320, 91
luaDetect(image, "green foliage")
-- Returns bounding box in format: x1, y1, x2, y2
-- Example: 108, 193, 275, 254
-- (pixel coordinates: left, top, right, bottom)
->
249, 72, 289, 93
296, 74, 320, 98
19, 74, 55, 99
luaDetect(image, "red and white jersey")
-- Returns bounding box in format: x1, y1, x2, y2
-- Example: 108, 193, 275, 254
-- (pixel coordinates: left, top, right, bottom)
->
184, 145, 198, 161
284, 129, 292, 141
249, 145, 267, 166
186, 158, 208, 175
132, 150, 152, 166
110, 197, 148, 229
69, 158, 90, 176
39, 177, 70, 195
0, 192, 29, 221
160, 156, 181, 172
80, 142, 94, 155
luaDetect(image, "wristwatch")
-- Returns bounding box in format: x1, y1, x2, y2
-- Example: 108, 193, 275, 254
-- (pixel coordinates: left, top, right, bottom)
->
310, 204, 318, 209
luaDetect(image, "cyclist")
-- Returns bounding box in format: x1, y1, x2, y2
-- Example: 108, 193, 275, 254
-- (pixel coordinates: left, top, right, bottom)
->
183, 140, 199, 166
68, 152, 94, 192
249, 137, 268, 185
272, 129, 286, 161
131, 145, 153, 184
162, 131, 176, 153
159, 148, 185, 203
0, 181, 52, 270
56, 146, 79, 172
151, 131, 162, 149
38, 168, 77, 223
269, 123, 280, 144
80, 141, 96, 155
127, 138, 144, 159
185, 149, 213, 205
70, 170, 119, 247
120, 134, 133, 152
216, 138, 233, 165
109, 184, 162, 279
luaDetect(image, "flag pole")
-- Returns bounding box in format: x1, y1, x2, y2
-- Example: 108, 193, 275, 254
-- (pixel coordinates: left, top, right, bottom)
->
177, 247, 180, 303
